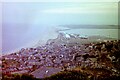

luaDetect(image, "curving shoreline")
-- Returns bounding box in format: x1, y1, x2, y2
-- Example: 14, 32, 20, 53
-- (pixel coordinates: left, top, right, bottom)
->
1, 32, 120, 79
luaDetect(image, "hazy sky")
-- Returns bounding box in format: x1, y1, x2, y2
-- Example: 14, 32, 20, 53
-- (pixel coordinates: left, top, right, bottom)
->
3, 2, 118, 25
2, 2, 118, 54
1, 0, 119, 2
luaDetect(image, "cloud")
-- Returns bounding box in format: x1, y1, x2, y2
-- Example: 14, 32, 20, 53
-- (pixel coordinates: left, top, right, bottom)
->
42, 5, 117, 14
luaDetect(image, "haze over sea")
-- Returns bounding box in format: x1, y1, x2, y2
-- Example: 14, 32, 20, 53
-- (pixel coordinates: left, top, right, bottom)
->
2, 2, 118, 54
2, 24, 119, 54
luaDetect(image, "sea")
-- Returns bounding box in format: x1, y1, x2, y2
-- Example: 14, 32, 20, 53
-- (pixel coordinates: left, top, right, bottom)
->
2, 25, 119, 54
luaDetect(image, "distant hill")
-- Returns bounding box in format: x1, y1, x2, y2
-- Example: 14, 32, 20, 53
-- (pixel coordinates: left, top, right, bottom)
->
59, 25, 118, 29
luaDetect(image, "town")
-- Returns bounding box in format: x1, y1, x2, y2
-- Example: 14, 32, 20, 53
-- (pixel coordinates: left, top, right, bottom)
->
1, 33, 120, 79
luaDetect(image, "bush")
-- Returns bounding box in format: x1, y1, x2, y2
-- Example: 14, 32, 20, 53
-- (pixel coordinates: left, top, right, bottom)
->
42, 70, 88, 80
2, 73, 39, 80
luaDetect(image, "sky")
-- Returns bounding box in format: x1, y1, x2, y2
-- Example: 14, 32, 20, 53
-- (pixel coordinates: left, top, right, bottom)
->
3, 2, 118, 25
1, 0, 120, 2
1, 2, 119, 54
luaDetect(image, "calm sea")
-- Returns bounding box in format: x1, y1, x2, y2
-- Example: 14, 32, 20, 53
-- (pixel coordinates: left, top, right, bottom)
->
2, 25, 119, 54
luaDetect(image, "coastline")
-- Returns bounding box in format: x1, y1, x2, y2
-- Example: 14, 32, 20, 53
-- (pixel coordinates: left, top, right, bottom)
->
2, 25, 119, 55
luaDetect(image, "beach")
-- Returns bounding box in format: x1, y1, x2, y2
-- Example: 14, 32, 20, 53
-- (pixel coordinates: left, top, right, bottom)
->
2, 25, 119, 54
